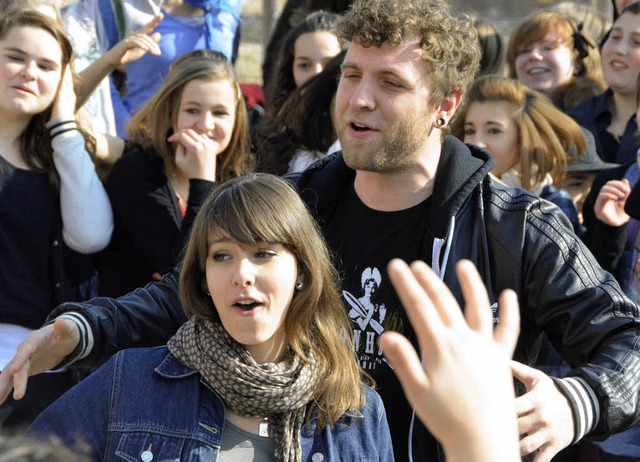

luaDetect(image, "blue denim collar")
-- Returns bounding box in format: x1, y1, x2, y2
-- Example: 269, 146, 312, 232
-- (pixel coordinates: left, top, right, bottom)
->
154, 351, 200, 379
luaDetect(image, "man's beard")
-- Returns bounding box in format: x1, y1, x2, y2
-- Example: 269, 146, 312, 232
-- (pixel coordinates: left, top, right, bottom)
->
340, 114, 429, 173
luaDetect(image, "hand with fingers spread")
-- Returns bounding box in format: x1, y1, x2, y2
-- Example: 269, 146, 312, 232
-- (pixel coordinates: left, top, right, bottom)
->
75, 15, 163, 111
0, 319, 80, 405
511, 360, 574, 462
380, 258, 521, 462
103, 15, 163, 70
594, 179, 631, 227
169, 129, 219, 181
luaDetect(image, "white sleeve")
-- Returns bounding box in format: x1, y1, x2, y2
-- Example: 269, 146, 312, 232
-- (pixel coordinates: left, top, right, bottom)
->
52, 130, 114, 253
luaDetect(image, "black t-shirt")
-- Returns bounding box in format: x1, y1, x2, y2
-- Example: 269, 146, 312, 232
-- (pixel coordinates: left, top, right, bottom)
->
323, 184, 433, 460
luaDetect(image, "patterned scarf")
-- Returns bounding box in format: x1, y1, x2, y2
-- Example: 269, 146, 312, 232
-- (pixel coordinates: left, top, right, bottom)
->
167, 318, 319, 462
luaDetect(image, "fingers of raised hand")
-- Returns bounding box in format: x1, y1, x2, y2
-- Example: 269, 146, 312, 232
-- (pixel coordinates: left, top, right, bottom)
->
139, 13, 163, 34
386, 259, 446, 351
457, 259, 492, 336
1, 339, 37, 401
494, 289, 520, 358
125, 33, 161, 55
52, 66, 76, 118
599, 186, 628, 202
169, 130, 215, 154
519, 429, 562, 462
379, 331, 429, 399
409, 259, 466, 329
0, 364, 15, 404
10, 358, 30, 400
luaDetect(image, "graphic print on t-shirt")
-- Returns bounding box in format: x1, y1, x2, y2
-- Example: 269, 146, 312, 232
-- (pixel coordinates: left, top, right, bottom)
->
344, 267, 386, 332
342, 267, 394, 369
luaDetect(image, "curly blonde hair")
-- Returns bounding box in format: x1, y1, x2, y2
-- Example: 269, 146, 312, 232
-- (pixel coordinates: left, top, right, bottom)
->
338, 0, 480, 106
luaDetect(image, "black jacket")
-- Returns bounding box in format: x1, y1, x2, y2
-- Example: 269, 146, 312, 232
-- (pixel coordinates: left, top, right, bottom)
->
52, 137, 640, 455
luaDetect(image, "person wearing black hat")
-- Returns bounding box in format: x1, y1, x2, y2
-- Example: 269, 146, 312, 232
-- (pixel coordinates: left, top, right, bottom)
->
557, 137, 620, 227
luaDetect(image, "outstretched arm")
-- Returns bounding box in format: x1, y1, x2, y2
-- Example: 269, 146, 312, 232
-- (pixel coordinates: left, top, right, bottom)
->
0, 319, 79, 404
0, 272, 185, 404
380, 259, 520, 462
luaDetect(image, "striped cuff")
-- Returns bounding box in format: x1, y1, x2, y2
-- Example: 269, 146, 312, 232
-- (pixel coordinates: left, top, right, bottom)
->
46, 118, 78, 138
552, 376, 600, 443
55, 313, 94, 365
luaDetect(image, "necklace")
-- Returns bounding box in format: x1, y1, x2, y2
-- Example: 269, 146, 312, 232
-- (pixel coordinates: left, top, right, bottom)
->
169, 174, 189, 208
259, 417, 269, 437
227, 411, 270, 437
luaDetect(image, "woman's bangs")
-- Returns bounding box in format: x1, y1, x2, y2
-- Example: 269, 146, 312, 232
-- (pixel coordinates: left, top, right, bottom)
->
207, 188, 291, 247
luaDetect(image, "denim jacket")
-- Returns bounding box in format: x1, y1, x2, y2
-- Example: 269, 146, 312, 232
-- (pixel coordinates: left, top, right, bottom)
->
29, 346, 394, 461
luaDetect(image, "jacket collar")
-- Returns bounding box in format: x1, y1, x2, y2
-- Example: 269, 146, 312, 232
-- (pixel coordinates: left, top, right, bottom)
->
291, 136, 494, 238
154, 350, 200, 379
430, 137, 494, 236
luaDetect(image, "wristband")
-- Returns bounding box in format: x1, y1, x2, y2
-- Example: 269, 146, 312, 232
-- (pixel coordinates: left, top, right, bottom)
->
46, 119, 77, 131
51, 127, 79, 139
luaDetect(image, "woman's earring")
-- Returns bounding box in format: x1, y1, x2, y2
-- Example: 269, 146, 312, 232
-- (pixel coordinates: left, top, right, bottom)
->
436, 117, 446, 127
295, 280, 304, 291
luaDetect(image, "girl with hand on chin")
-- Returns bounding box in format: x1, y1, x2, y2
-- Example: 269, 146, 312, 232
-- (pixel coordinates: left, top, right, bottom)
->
29, 173, 393, 462
94, 49, 252, 297
0, 10, 112, 429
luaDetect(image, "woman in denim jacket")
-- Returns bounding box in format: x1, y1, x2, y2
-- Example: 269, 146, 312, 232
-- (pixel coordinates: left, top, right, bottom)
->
29, 173, 393, 462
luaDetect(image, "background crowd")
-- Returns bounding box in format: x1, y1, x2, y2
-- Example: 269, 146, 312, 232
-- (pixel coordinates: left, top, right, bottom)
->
0, 0, 639, 461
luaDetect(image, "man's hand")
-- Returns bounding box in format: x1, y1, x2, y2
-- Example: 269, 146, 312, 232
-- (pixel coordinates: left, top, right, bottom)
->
512, 360, 575, 462
0, 319, 80, 404
380, 259, 520, 462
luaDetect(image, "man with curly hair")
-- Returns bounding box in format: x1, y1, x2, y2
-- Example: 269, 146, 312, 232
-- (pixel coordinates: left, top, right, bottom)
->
2, 0, 640, 461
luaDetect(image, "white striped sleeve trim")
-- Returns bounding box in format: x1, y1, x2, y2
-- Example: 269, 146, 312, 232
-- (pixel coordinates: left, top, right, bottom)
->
57, 313, 94, 362
553, 376, 600, 443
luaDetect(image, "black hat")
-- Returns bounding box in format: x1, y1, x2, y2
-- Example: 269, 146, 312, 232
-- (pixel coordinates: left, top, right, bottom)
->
566, 128, 620, 172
